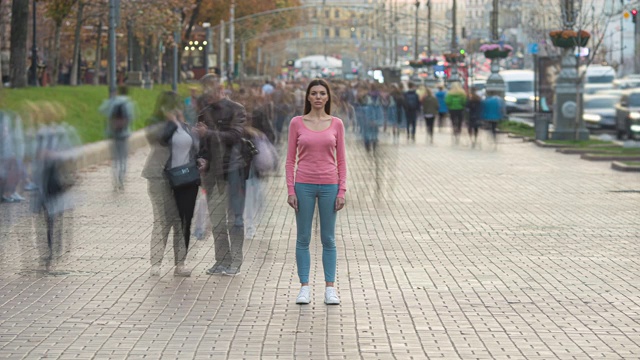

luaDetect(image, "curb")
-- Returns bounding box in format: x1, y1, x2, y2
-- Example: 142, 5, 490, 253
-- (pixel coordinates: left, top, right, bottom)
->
534, 140, 571, 148
611, 161, 640, 172
580, 154, 640, 161
75, 129, 148, 170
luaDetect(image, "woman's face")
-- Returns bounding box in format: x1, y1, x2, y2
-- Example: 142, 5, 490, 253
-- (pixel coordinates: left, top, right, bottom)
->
308, 85, 329, 111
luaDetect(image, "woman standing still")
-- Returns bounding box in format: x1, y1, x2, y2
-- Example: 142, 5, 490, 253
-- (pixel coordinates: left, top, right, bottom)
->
286, 79, 347, 305
142, 91, 207, 277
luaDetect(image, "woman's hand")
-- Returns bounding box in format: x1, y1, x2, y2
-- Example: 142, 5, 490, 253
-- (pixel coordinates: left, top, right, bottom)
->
335, 197, 345, 211
197, 158, 208, 173
287, 195, 298, 212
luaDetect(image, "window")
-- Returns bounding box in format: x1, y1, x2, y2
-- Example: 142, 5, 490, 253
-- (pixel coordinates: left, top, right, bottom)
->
325, 28, 330, 38
325, 10, 330, 18
335, 28, 340, 37
629, 94, 640, 107
335, 9, 340, 18
506, 81, 534, 92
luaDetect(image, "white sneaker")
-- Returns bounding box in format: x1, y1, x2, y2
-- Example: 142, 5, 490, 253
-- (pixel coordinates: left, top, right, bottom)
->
150, 265, 161, 276
324, 287, 340, 305
174, 265, 192, 277
296, 286, 311, 304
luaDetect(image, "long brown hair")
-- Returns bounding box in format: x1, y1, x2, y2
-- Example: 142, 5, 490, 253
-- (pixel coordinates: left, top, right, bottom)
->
303, 78, 332, 115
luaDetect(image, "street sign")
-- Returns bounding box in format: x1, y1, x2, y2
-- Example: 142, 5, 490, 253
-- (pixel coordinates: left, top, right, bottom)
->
528, 43, 539, 55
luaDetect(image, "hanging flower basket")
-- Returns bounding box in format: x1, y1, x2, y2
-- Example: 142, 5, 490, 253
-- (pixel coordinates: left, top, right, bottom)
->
479, 43, 513, 59
409, 58, 439, 68
549, 30, 590, 48
422, 58, 438, 66
443, 53, 465, 63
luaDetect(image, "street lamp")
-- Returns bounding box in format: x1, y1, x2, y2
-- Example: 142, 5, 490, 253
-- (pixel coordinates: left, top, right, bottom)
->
486, 0, 505, 97
449, 0, 460, 83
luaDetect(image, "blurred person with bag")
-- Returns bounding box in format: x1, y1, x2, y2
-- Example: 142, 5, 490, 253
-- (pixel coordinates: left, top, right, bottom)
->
286, 79, 347, 305
142, 91, 207, 277
30, 102, 79, 272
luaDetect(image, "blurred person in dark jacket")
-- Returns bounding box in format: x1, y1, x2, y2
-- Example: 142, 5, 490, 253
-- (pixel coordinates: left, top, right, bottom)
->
421, 88, 439, 144
196, 74, 249, 276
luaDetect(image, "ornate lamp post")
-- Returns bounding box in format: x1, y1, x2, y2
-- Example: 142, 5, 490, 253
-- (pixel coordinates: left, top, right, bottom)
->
485, 0, 505, 97
551, 0, 589, 140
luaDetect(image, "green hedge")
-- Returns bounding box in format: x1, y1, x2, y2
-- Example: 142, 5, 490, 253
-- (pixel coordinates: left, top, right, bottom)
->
0, 85, 191, 144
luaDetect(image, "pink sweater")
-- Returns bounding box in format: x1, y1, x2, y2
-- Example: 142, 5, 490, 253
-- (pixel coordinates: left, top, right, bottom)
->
286, 116, 347, 198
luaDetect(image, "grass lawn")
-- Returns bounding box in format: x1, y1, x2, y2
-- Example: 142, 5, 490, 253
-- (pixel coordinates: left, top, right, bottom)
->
620, 161, 640, 166
0, 84, 191, 144
497, 121, 535, 138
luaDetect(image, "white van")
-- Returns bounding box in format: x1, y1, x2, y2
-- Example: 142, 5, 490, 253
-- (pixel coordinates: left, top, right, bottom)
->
582, 65, 616, 94
500, 70, 534, 113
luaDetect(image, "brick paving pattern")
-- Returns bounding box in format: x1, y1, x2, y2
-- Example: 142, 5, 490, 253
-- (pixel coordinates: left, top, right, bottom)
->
0, 129, 639, 359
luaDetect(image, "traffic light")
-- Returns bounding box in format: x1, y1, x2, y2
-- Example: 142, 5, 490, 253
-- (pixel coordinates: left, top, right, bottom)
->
632, 8, 638, 23
459, 49, 465, 55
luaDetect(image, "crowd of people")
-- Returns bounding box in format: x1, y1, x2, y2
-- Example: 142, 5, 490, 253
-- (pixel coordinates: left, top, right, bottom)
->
1, 75, 506, 304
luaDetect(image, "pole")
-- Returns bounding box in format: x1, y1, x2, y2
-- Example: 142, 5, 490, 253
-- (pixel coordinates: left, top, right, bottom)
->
31, 0, 38, 86
219, 20, 225, 78
620, 0, 624, 67
635, 11, 640, 73
414, 1, 419, 61
229, 0, 235, 82
449, 0, 459, 83
108, 0, 118, 97
172, 9, 179, 92
203, 23, 211, 76
427, 0, 431, 57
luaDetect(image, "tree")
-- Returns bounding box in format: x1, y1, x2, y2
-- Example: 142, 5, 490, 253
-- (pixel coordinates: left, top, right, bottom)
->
69, 0, 85, 85
9, 0, 29, 88
43, 0, 78, 85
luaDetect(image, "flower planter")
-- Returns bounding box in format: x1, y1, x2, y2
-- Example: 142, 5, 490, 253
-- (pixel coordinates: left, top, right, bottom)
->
483, 50, 510, 59
443, 54, 465, 63
550, 36, 589, 48
549, 30, 590, 48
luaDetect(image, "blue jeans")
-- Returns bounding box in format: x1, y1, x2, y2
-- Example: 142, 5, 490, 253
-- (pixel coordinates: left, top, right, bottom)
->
294, 183, 339, 283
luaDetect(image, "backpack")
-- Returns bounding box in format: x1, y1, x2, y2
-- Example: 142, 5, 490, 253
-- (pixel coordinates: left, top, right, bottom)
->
405, 91, 420, 112
110, 102, 129, 132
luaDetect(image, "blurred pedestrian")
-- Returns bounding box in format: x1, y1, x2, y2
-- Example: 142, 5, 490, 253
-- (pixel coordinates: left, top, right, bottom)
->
99, 85, 134, 191
286, 79, 347, 305
0, 109, 23, 202
30, 101, 79, 272
481, 91, 505, 144
466, 88, 483, 147
421, 88, 439, 144
197, 74, 249, 276
142, 91, 204, 277
445, 83, 467, 144
435, 84, 449, 131
403, 82, 421, 141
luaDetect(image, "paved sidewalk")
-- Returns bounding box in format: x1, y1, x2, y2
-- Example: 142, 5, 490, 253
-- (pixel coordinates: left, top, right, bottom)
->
0, 128, 639, 359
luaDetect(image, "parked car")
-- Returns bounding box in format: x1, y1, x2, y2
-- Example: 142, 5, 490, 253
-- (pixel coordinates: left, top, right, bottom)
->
470, 78, 486, 98
500, 70, 534, 113
612, 78, 640, 90
614, 89, 640, 140
583, 94, 619, 130
581, 65, 616, 94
